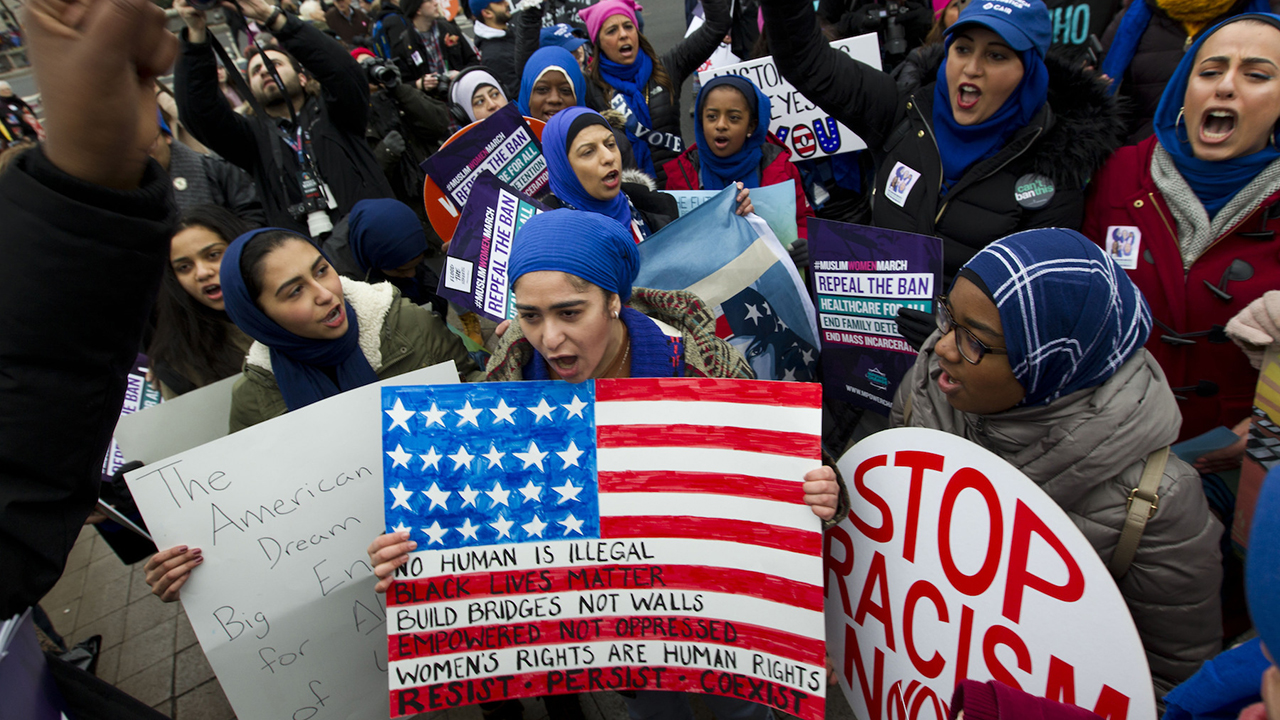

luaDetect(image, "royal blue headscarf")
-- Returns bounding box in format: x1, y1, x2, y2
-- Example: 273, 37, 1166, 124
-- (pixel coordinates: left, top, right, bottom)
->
599, 49, 657, 175
518, 47, 586, 117
962, 229, 1152, 407
543, 106, 633, 228
694, 75, 771, 191
509, 208, 639, 301
931, 30, 1050, 194
221, 228, 379, 412
1153, 14, 1280, 218
346, 198, 427, 275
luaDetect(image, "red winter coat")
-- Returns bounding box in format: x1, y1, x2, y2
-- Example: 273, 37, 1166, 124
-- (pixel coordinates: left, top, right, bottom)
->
1082, 135, 1280, 441
661, 136, 816, 239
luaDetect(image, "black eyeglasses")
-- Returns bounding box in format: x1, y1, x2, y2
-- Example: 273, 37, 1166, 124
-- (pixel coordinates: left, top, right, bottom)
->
936, 295, 1007, 365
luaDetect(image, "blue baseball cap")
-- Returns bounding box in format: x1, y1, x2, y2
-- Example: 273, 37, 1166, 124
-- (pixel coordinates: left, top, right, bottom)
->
540, 23, 588, 52
950, 0, 1051, 57
468, 0, 497, 18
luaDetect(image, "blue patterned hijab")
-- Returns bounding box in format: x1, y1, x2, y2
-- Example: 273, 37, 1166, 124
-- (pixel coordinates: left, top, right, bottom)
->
962, 229, 1152, 407
221, 228, 379, 411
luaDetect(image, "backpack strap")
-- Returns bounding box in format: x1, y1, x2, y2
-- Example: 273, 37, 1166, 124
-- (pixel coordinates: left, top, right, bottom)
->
1108, 446, 1169, 580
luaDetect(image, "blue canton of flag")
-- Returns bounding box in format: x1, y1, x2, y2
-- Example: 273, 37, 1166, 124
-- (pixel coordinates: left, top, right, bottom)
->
381, 382, 600, 550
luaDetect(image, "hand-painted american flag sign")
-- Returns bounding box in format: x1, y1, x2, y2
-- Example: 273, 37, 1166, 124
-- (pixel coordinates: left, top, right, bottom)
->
380, 378, 826, 719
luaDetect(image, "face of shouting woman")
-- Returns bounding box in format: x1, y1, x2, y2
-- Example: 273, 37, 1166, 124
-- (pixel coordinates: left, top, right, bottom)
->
255, 238, 349, 340
568, 124, 622, 201
514, 271, 623, 383
170, 225, 229, 311
1183, 21, 1280, 162
945, 26, 1025, 126
598, 14, 638, 65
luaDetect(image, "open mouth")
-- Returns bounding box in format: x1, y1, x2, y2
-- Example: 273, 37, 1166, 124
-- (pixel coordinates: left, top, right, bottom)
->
937, 369, 962, 395
321, 304, 345, 328
713, 134, 731, 150
602, 169, 620, 189
956, 83, 981, 110
1200, 109, 1237, 143
618, 43, 634, 56
202, 283, 222, 301
548, 355, 579, 379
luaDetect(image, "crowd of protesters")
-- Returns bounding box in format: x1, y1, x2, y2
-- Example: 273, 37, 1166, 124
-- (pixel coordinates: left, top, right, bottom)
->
4, 0, 1280, 717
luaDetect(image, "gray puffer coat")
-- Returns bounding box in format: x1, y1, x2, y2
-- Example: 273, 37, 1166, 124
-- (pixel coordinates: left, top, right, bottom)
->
890, 334, 1222, 697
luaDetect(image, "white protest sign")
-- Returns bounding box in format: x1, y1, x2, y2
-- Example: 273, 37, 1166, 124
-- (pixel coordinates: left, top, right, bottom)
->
826, 428, 1156, 720
115, 375, 238, 464
698, 34, 881, 161
125, 362, 460, 720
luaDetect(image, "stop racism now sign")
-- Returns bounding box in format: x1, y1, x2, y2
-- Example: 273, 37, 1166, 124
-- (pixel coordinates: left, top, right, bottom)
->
826, 428, 1157, 720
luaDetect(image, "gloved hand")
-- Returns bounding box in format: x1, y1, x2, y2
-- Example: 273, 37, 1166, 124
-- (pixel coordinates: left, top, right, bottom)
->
896, 307, 934, 351
374, 130, 406, 170
788, 237, 810, 269
1226, 290, 1280, 369
845, 4, 883, 34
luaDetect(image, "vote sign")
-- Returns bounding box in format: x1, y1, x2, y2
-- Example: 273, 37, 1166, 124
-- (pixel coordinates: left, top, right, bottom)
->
826, 428, 1156, 720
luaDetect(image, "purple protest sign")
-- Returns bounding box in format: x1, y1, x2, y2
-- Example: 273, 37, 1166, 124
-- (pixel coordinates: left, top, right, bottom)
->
809, 220, 942, 415
421, 103, 548, 212
437, 172, 548, 322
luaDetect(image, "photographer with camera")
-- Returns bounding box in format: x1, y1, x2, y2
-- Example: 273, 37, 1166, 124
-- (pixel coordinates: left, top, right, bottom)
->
377, 0, 479, 93
819, 0, 933, 70
174, 0, 395, 236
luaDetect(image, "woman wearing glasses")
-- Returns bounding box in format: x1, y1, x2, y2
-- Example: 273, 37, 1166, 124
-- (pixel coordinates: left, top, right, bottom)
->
890, 228, 1223, 699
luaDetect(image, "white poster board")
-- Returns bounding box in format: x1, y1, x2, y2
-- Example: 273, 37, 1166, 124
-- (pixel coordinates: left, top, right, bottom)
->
114, 375, 238, 464
698, 34, 881, 161
827, 428, 1157, 720
125, 362, 460, 720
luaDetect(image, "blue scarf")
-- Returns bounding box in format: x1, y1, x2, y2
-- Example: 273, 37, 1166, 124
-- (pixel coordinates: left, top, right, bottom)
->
543, 106, 633, 228
517, 46, 586, 117
1100, 0, 1271, 96
509, 208, 639, 300
694, 75, 770, 191
963, 229, 1152, 407
346, 198, 427, 276
599, 50, 657, 175
523, 307, 685, 380
1153, 13, 1280, 218
931, 40, 1050, 195
221, 228, 380, 412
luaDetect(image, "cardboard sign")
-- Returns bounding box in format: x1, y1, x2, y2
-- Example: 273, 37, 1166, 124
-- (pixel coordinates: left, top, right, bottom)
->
698, 34, 882, 161
103, 354, 162, 476
828, 428, 1157, 720
436, 172, 548, 322
114, 375, 237, 464
422, 106, 548, 242
662, 180, 799, 249
380, 379, 827, 719
125, 363, 460, 720
809, 220, 942, 415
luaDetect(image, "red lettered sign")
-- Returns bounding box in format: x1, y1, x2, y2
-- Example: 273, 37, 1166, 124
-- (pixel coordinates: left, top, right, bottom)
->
826, 428, 1156, 720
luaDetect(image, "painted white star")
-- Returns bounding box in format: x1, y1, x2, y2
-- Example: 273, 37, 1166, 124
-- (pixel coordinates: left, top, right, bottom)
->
491, 398, 518, 424
556, 440, 584, 468
419, 447, 442, 471
514, 441, 548, 471
483, 445, 506, 469
455, 400, 483, 427
518, 480, 544, 503
422, 521, 447, 545
490, 514, 514, 539
389, 482, 413, 510
386, 444, 412, 469
782, 367, 797, 381
527, 398, 555, 423
551, 479, 583, 504
458, 484, 480, 508
777, 317, 789, 332
419, 402, 447, 427
421, 482, 451, 511
385, 398, 415, 432
522, 514, 548, 538
448, 445, 475, 470
559, 513, 586, 536
744, 303, 764, 325
456, 517, 480, 541
801, 348, 815, 365
562, 395, 588, 419
392, 521, 411, 534
486, 482, 511, 507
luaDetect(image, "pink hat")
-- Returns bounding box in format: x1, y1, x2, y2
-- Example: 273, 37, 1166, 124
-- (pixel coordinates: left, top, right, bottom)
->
578, 0, 642, 45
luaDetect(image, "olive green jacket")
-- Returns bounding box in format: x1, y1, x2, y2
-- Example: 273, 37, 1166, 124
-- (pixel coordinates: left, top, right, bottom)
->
229, 278, 475, 432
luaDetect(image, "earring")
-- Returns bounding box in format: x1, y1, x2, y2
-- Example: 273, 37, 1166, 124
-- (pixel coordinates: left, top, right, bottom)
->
1175, 107, 1190, 144
612, 311, 619, 319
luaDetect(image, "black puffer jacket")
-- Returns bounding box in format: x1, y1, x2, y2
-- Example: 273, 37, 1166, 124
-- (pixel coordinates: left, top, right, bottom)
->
585, 0, 731, 183
762, 0, 1127, 280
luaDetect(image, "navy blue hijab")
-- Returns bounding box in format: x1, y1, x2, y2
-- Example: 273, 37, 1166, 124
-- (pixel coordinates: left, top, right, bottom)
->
694, 75, 771, 191
931, 27, 1050, 194
543, 106, 633, 228
1153, 13, 1280, 218
346, 198, 427, 276
221, 228, 379, 411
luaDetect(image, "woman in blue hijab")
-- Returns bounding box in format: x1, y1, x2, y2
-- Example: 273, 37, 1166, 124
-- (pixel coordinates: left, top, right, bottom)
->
892, 227, 1224, 696
1083, 14, 1280, 461
516, 46, 586, 122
